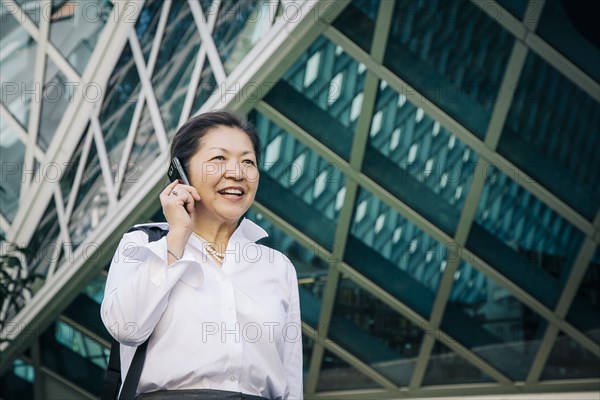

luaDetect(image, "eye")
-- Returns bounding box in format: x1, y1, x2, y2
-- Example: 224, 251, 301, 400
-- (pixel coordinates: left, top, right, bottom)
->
211, 155, 225, 161
243, 159, 256, 166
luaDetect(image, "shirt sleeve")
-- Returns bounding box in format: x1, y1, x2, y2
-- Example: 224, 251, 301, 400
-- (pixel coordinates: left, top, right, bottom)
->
100, 230, 202, 346
283, 258, 304, 399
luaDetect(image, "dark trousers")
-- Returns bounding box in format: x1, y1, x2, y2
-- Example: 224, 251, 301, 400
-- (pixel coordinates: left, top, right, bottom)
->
135, 389, 271, 400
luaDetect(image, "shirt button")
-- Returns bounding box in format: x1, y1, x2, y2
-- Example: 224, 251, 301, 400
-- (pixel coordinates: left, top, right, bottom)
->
229, 375, 236, 381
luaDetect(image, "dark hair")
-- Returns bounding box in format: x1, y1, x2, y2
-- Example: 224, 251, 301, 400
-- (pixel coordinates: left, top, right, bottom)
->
170, 110, 261, 175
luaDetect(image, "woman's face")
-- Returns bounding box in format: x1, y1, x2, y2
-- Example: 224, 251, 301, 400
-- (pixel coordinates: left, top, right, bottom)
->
187, 125, 259, 223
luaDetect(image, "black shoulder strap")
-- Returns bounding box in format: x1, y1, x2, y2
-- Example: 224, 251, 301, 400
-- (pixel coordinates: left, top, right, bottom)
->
102, 225, 169, 400
118, 340, 149, 400
127, 225, 169, 242
101, 343, 121, 400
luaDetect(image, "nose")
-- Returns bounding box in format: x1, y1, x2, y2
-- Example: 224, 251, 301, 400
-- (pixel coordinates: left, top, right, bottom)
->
223, 161, 243, 181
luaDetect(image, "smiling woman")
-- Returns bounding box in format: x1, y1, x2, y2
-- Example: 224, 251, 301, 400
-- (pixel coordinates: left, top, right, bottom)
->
100, 111, 303, 400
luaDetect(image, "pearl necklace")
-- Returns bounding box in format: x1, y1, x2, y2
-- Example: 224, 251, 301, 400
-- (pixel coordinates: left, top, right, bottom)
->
192, 232, 225, 264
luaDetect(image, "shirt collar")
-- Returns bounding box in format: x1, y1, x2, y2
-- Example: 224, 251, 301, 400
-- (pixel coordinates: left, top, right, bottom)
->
134, 218, 268, 243
234, 217, 269, 243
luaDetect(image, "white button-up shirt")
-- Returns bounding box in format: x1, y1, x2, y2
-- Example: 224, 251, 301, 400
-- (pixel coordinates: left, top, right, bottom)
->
101, 219, 303, 399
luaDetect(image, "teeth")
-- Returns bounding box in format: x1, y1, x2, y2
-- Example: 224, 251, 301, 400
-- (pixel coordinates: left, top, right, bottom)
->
219, 189, 242, 195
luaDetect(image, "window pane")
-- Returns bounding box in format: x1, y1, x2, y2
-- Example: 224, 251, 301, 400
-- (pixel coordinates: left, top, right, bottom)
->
422, 341, 495, 385
329, 278, 424, 386
347, 189, 449, 318
384, 0, 514, 138
0, 9, 37, 128
0, 119, 25, 222
152, 0, 201, 133
48, 0, 113, 74
441, 262, 547, 380
363, 79, 479, 235
536, 0, 600, 82
499, 52, 600, 219
470, 166, 584, 309
540, 331, 600, 380
251, 110, 346, 251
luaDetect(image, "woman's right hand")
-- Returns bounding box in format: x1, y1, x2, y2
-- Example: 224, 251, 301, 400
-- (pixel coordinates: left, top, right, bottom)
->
159, 180, 201, 237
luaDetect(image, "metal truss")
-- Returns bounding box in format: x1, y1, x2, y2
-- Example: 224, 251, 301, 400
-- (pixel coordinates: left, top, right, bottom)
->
1, 0, 598, 398
0, 0, 350, 377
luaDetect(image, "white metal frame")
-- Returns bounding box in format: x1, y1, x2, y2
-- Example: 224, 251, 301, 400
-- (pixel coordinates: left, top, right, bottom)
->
1, 0, 598, 398
0, 0, 350, 375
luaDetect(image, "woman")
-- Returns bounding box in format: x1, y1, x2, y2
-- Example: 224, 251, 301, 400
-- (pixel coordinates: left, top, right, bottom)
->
101, 111, 303, 399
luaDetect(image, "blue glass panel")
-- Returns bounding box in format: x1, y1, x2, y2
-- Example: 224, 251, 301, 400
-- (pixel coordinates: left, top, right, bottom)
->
317, 349, 381, 391
441, 262, 547, 380
0, 9, 37, 128
331, 0, 379, 52
119, 103, 159, 198
152, 0, 201, 133
540, 330, 600, 380
27, 197, 59, 281
69, 132, 109, 247
384, 0, 514, 138
55, 320, 109, 370
212, 0, 269, 74
567, 247, 600, 344
135, 0, 163, 63
282, 35, 366, 135
99, 43, 140, 181
251, 110, 346, 251
48, 0, 113, 74
83, 274, 106, 305
12, 358, 34, 382
38, 57, 73, 151
59, 127, 87, 209
328, 278, 424, 386
11, 0, 41, 25
471, 166, 584, 308
422, 341, 495, 385
499, 52, 600, 219
495, 0, 528, 19
41, 322, 106, 395
347, 189, 449, 318
0, 119, 25, 222
536, 0, 600, 82
224, 0, 273, 74
191, 61, 217, 115
364, 80, 480, 235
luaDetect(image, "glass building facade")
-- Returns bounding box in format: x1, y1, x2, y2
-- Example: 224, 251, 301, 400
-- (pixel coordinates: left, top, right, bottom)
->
1, 0, 599, 399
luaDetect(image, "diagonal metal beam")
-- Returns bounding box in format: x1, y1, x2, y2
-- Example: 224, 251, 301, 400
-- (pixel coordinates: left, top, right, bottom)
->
90, 115, 118, 207
261, 96, 600, 352
22, 0, 49, 197
302, 323, 399, 392
323, 26, 596, 239
116, 0, 172, 194
255, 95, 600, 369
471, 0, 599, 102
305, 1, 395, 392
178, 0, 220, 125
188, 0, 227, 84
0, 0, 350, 375
127, 29, 170, 153
8, 0, 145, 247
252, 199, 511, 392
408, 0, 539, 388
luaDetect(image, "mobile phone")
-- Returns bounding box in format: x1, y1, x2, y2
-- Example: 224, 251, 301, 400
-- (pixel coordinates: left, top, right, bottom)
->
167, 157, 190, 185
